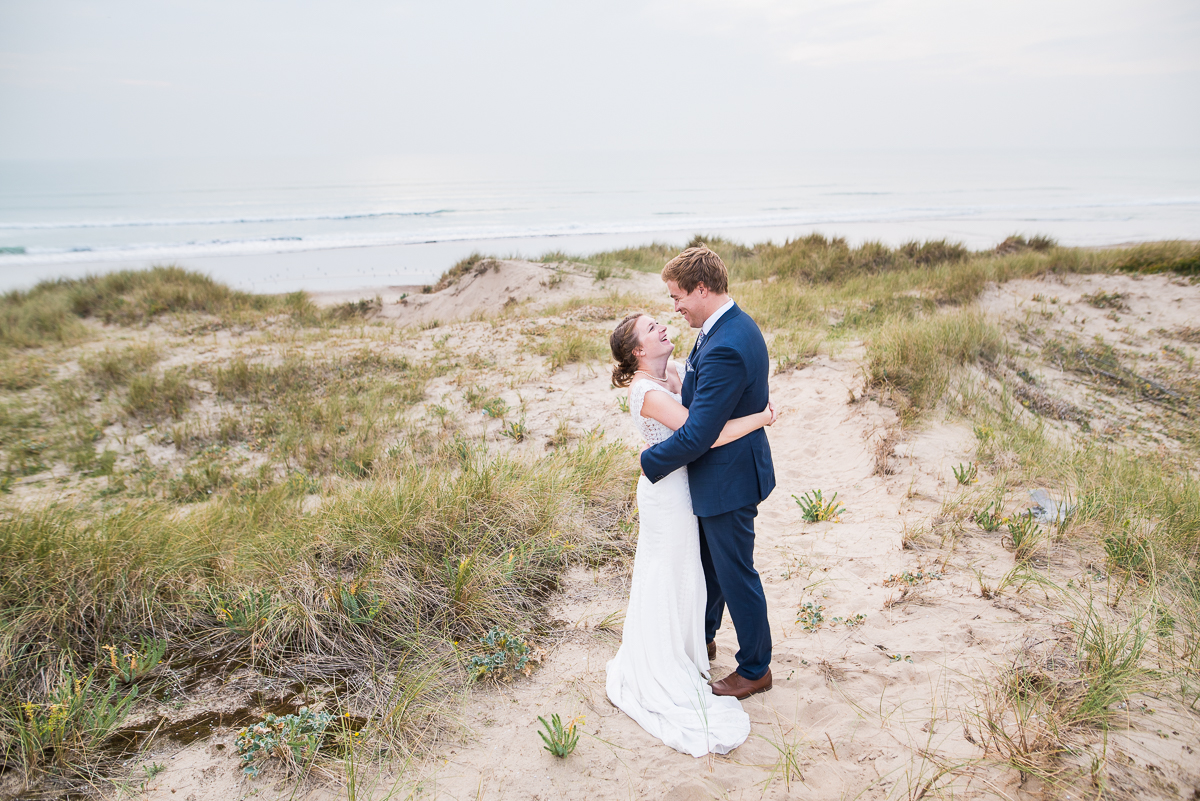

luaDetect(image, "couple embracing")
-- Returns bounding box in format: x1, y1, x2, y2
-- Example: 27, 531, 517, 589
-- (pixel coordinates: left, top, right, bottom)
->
606, 246, 776, 757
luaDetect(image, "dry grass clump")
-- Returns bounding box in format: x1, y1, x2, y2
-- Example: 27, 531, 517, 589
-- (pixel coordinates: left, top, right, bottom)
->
79, 343, 162, 389
530, 326, 610, 371
325, 295, 382, 321
434, 253, 499, 292
0, 353, 50, 391
1165, 326, 1200, 344
541, 242, 678, 274
537, 291, 648, 322
994, 234, 1057, 255
200, 349, 444, 477
976, 602, 1156, 785
124, 368, 195, 421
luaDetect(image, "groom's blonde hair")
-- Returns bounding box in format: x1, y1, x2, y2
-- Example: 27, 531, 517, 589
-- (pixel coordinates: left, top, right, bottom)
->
661, 246, 728, 295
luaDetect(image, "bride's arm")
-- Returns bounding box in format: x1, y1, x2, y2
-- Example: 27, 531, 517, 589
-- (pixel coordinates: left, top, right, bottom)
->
640, 392, 776, 447
712, 402, 776, 447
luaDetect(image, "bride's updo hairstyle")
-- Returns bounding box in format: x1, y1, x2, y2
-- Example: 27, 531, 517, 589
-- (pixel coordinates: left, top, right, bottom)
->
610, 313, 644, 388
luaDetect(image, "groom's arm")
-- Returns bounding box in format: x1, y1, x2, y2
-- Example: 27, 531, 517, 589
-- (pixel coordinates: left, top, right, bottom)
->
639, 343, 747, 483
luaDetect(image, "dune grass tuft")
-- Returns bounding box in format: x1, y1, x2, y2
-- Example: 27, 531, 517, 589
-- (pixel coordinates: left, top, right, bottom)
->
80, 343, 162, 390
531, 326, 610, 371
0, 266, 295, 351
867, 310, 1002, 421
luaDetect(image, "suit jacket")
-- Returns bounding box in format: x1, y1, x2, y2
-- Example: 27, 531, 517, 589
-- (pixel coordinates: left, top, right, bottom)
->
640, 303, 776, 517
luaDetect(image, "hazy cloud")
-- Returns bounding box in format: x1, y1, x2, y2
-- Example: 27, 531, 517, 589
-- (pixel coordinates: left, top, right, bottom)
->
0, 0, 1196, 158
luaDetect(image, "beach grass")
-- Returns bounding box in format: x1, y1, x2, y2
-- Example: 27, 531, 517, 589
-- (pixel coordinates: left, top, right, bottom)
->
866, 310, 1003, 422
0, 431, 634, 781
0, 266, 301, 351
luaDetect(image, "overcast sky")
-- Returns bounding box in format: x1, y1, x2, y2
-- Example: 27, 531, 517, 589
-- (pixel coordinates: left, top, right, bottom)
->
1, 0, 1197, 159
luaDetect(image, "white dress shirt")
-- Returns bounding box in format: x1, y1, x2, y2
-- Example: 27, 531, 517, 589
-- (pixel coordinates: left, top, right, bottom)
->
701, 298, 736, 336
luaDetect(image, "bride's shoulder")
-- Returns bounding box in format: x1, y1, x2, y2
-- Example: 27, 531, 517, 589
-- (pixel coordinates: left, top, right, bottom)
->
671, 360, 685, 379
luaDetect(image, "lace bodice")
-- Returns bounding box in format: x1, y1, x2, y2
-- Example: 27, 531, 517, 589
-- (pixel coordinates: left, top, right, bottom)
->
629, 361, 686, 445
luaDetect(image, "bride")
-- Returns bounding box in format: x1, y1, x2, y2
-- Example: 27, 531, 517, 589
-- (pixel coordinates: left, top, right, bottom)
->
605, 313, 776, 757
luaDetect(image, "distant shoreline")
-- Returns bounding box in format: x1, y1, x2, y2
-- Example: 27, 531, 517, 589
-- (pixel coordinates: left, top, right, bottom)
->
2, 224, 1197, 296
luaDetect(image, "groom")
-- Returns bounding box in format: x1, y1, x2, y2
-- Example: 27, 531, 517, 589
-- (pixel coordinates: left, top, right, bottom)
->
641, 246, 776, 699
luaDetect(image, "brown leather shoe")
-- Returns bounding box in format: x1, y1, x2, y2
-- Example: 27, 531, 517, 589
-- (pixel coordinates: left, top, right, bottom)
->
711, 668, 772, 699
706, 640, 717, 661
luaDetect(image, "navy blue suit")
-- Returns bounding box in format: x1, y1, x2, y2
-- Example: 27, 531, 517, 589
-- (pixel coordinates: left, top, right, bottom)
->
640, 304, 775, 680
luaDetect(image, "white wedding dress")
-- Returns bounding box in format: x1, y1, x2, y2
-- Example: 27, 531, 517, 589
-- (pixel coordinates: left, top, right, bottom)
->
605, 362, 751, 757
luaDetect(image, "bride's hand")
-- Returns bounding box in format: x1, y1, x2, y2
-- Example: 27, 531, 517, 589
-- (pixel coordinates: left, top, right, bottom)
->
764, 401, 778, 426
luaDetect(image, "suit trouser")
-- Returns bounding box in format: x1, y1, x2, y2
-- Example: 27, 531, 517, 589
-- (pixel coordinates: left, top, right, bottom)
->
698, 503, 772, 681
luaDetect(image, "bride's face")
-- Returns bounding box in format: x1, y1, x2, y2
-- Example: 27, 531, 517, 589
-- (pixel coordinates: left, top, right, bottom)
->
634, 315, 674, 362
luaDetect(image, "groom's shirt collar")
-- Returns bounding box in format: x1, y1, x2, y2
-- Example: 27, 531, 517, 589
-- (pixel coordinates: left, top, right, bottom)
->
701, 298, 736, 336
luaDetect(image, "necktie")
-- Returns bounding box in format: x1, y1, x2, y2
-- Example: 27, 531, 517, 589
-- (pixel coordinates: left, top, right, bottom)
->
695, 330, 707, 353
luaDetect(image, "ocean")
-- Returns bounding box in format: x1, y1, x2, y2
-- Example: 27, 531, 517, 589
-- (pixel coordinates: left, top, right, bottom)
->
1, 149, 1197, 293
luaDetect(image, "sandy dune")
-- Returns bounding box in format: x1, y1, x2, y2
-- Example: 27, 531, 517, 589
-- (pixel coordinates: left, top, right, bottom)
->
134, 265, 1200, 801
310, 259, 662, 327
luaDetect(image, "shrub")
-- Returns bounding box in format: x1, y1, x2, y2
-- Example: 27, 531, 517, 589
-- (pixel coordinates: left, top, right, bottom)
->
235, 707, 333, 776
466, 627, 537, 682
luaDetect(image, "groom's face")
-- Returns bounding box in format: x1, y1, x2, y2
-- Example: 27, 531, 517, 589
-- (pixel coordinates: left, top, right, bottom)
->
665, 280, 707, 329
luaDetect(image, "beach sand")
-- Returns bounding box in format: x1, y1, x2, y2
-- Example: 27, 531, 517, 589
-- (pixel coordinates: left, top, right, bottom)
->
30, 263, 1199, 801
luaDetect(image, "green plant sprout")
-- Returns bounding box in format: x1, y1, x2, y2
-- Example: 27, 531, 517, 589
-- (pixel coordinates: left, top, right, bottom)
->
537, 713, 580, 757
792, 490, 845, 523
1004, 512, 1043, 562
501, 419, 528, 442
481, 398, 509, 418
15, 670, 139, 772
211, 588, 276, 636
337, 581, 383, 625
797, 602, 865, 632
952, 462, 978, 485
975, 501, 1003, 531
